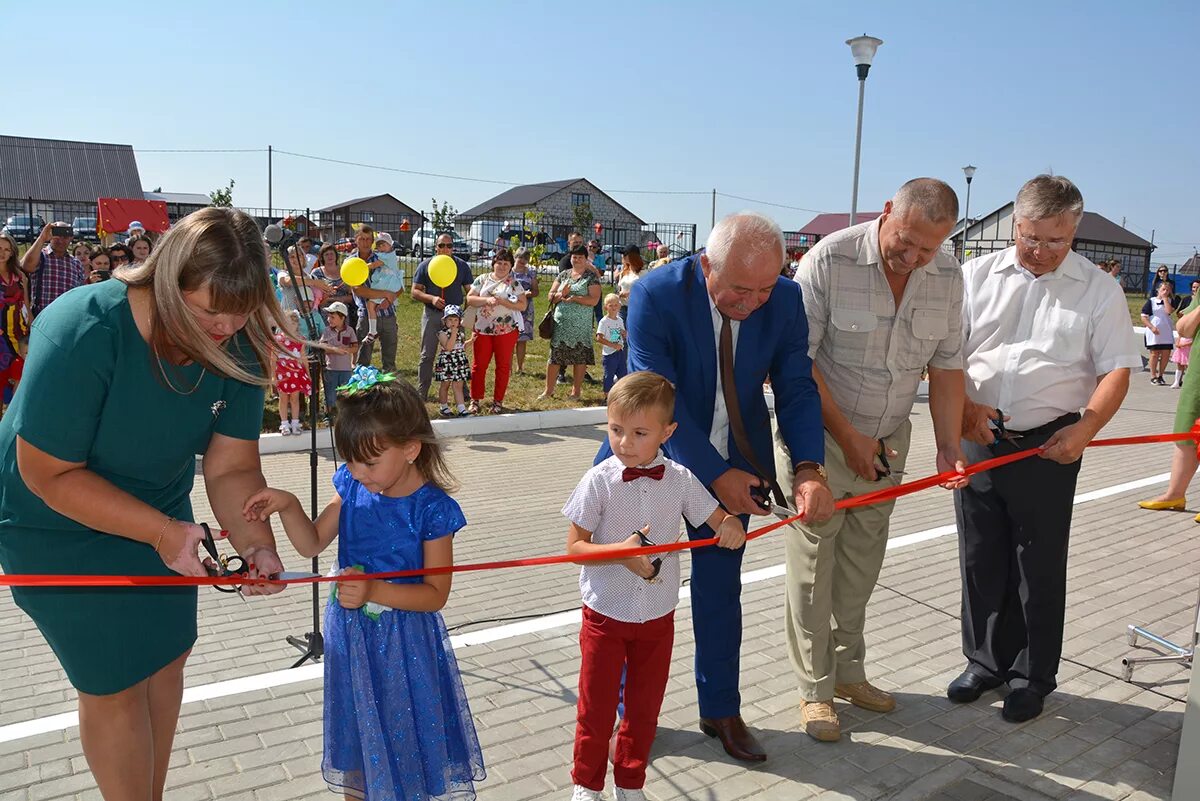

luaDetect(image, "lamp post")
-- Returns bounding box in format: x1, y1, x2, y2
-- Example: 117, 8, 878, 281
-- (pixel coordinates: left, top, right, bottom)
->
961, 164, 976, 261
847, 34, 883, 227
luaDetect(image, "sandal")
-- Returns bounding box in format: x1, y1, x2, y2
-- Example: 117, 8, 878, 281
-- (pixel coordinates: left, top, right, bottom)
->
534, 392, 553, 402
467, 400, 480, 415
489, 401, 503, 415
439, 404, 454, 418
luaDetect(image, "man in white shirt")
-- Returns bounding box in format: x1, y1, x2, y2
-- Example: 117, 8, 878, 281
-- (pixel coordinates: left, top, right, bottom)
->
778, 178, 968, 742
950, 175, 1140, 723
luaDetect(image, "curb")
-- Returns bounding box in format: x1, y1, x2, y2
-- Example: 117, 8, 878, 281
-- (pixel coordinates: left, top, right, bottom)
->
259, 405, 609, 455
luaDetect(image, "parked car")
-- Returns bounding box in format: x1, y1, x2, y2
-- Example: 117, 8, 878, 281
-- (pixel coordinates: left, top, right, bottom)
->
410, 228, 470, 259
72, 216, 99, 243
1, 215, 47, 244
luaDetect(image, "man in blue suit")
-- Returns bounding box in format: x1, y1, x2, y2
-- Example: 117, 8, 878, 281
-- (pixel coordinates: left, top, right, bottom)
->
597, 212, 833, 761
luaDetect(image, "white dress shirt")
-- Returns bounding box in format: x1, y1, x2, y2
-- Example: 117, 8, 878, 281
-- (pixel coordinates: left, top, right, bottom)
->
562, 453, 718, 623
961, 247, 1141, 431
706, 290, 740, 459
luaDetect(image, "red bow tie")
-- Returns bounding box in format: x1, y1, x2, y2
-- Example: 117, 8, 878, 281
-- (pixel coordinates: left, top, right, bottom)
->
622, 464, 665, 482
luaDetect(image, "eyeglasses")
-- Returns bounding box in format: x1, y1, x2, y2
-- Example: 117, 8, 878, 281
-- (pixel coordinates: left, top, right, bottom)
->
110, 254, 129, 263
1016, 236, 1070, 252
436, 243, 452, 249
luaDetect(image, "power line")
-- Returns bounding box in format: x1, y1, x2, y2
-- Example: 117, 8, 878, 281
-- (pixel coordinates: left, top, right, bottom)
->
716, 192, 829, 214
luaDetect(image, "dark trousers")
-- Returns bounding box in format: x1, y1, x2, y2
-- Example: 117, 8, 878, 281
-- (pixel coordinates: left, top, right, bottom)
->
602, 350, 627, 393
355, 314, 397, 372
417, 307, 444, 399
954, 412, 1082, 696
686, 513, 748, 719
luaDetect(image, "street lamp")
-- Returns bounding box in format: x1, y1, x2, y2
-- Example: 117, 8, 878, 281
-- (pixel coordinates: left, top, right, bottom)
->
961, 165, 977, 261
847, 34, 883, 226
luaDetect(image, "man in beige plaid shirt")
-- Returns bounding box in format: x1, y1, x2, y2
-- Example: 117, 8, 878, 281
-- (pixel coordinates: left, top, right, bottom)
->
775, 178, 968, 741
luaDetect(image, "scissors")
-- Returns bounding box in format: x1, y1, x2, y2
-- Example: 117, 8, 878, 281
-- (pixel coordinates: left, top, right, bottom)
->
634, 529, 664, 583
991, 409, 1023, 444
199, 523, 317, 591
876, 439, 906, 480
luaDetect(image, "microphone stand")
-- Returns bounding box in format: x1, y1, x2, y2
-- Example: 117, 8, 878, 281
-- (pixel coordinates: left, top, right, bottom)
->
270, 227, 325, 667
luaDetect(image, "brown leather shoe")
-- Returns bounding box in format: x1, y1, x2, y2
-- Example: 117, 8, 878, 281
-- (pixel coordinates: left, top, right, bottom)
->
833, 681, 896, 713
698, 715, 767, 762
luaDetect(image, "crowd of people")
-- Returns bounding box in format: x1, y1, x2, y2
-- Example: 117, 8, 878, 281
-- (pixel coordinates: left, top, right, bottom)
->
0, 176, 1190, 800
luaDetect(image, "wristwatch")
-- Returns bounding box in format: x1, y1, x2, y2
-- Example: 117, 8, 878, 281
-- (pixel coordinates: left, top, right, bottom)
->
793, 461, 828, 482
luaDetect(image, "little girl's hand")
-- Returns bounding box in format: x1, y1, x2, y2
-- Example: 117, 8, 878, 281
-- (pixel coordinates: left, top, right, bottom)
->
242, 489, 294, 522
336, 567, 372, 609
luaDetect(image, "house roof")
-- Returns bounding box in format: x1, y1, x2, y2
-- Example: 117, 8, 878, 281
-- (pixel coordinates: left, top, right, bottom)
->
314, 193, 421, 214
798, 212, 882, 237
1075, 211, 1155, 249
0, 135, 143, 202
458, 178, 646, 225
143, 190, 210, 205
957, 201, 1155, 250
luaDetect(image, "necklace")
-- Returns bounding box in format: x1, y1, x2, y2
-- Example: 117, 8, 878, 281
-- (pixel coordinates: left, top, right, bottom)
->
153, 343, 206, 395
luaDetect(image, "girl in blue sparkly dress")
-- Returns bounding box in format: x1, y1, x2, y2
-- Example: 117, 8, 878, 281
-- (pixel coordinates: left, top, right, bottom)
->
243, 367, 485, 800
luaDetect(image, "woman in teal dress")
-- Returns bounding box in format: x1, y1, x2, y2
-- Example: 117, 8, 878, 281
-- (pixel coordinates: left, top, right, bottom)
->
0, 207, 294, 800
539, 245, 600, 401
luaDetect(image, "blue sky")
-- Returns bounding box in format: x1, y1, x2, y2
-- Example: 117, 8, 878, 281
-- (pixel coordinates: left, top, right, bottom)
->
7, 1, 1198, 261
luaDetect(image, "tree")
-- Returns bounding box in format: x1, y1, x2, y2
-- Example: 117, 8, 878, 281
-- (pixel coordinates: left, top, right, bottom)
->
430, 197, 458, 233
209, 179, 235, 208
572, 202, 594, 236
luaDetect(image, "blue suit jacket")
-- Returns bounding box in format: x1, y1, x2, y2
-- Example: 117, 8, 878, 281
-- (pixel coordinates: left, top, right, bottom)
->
596, 256, 823, 486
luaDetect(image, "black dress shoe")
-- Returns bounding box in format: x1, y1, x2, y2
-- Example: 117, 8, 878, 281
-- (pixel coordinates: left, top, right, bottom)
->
947, 670, 1003, 703
699, 715, 767, 762
1002, 688, 1044, 723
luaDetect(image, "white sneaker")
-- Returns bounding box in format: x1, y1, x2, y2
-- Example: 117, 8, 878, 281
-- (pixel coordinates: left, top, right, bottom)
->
290, 419, 303, 435
570, 785, 605, 801
278, 421, 291, 436
614, 788, 646, 801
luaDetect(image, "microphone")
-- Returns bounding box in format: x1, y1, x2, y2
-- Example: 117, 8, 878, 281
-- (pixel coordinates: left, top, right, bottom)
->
264, 224, 284, 245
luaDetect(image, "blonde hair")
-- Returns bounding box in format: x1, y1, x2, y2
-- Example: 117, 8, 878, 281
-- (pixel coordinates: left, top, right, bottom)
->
119, 207, 291, 386
607, 371, 675, 424
603, 292, 621, 307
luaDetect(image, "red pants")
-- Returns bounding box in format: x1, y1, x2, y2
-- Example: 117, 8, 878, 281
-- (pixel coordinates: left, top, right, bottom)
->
471, 330, 519, 403
573, 606, 674, 792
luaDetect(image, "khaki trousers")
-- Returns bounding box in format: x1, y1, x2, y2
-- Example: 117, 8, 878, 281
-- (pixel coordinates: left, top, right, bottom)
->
774, 418, 911, 700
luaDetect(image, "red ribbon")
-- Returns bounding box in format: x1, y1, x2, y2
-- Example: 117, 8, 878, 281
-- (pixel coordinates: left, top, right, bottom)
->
2, 430, 1195, 589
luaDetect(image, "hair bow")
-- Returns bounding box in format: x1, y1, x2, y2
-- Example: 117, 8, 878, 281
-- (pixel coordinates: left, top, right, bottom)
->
338, 365, 397, 394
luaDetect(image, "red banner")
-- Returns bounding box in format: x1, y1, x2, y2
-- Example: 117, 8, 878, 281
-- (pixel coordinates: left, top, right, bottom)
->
0, 430, 1194, 589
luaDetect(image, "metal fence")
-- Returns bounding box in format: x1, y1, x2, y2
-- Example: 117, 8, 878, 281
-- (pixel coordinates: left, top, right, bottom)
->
1, 197, 699, 269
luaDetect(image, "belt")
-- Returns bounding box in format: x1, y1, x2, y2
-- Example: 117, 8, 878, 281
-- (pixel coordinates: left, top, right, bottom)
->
1007, 411, 1082, 438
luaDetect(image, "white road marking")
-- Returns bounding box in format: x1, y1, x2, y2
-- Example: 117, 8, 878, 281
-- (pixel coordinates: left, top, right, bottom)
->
0, 470, 1170, 745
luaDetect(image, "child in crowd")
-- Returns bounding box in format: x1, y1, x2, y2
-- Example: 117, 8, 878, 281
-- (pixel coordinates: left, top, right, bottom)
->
279, 245, 328, 340
595, 293, 627, 403
362, 232, 405, 344
242, 370, 485, 801
562, 371, 745, 801
318, 302, 359, 416
435, 305, 470, 418
511, 247, 538, 373
1172, 331, 1192, 388
274, 311, 311, 436
1142, 279, 1176, 385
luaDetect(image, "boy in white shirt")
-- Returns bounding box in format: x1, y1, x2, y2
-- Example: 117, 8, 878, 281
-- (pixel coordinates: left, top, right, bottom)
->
595, 293, 628, 403
562, 371, 744, 801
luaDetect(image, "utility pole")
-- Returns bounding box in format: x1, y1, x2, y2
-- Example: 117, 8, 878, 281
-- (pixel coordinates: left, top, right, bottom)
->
711, 189, 716, 230
268, 145, 273, 219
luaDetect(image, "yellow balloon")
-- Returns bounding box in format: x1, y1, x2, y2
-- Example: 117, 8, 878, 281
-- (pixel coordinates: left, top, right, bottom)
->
341, 257, 369, 287
428, 254, 458, 288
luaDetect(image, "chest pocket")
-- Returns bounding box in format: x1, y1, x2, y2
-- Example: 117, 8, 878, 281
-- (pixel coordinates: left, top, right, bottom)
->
899, 307, 951, 370
1032, 306, 1088, 364
828, 308, 879, 368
